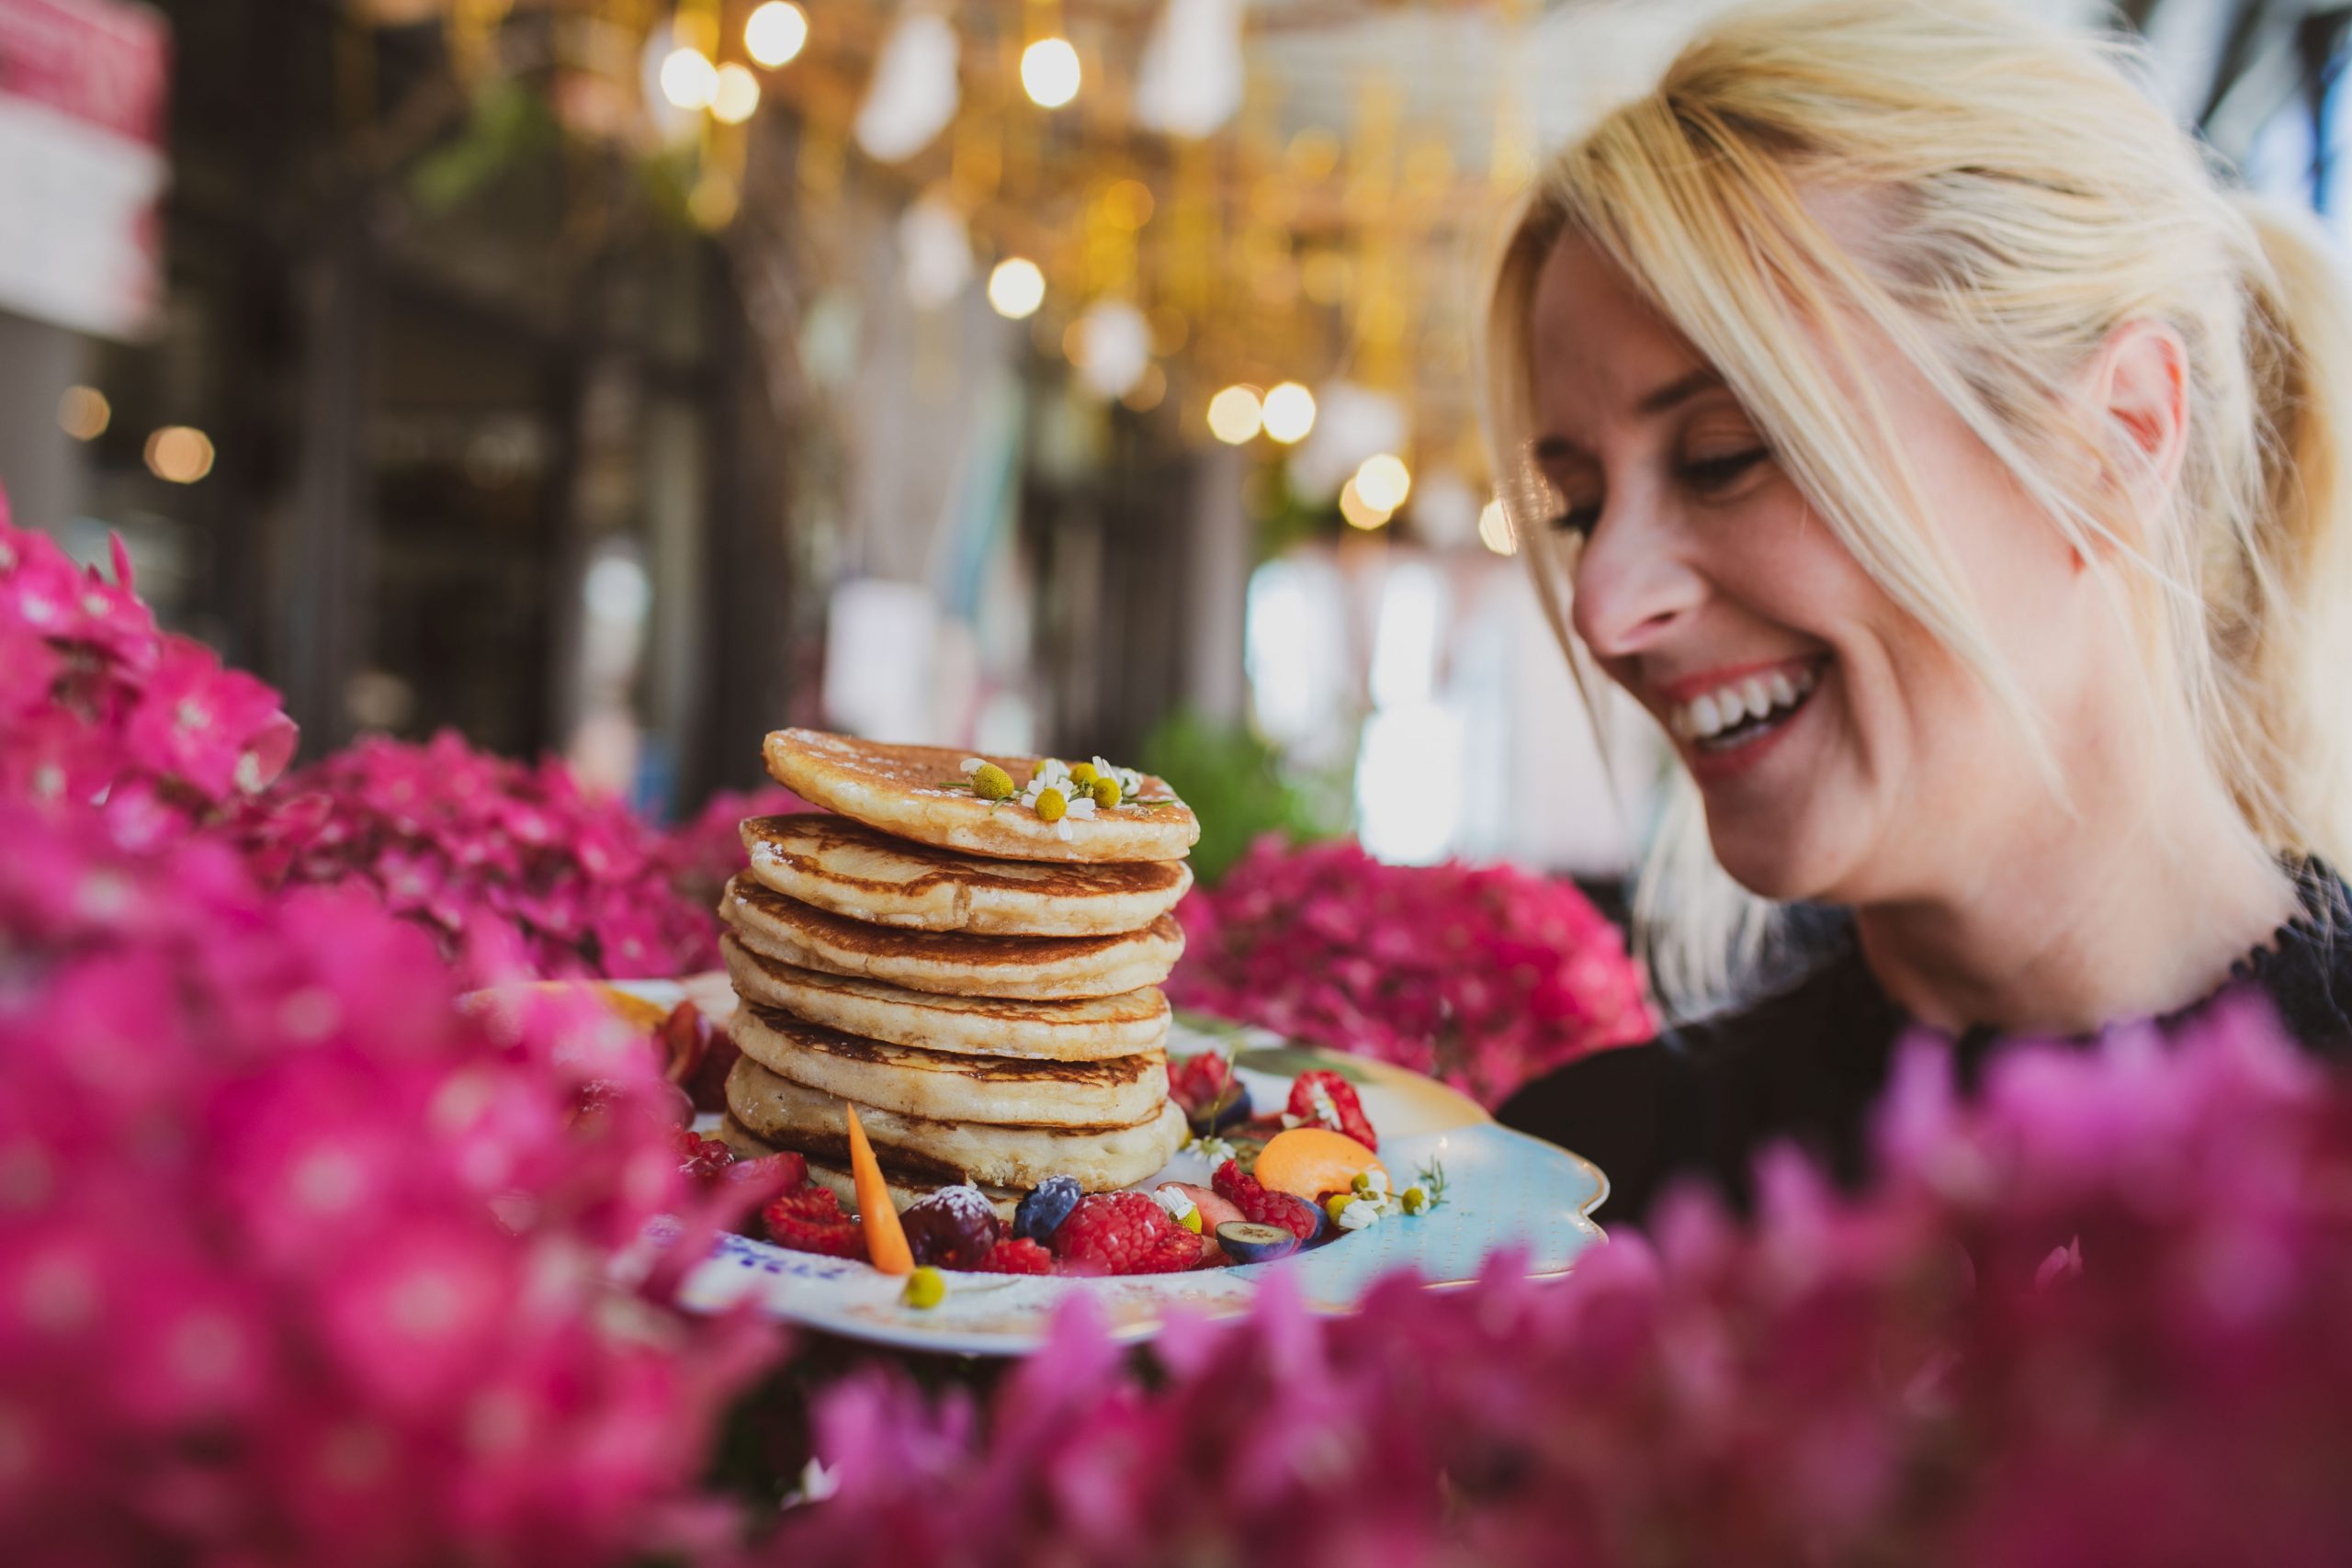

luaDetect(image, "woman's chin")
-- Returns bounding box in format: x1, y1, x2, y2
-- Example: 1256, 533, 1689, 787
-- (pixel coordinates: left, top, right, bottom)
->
1709, 829, 1844, 906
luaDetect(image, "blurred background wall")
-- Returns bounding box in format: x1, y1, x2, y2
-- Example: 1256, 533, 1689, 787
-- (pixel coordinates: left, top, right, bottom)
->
2, 0, 2346, 882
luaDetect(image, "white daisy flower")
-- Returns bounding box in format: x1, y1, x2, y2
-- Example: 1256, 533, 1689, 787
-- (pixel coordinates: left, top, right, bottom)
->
960, 756, 987, 775
1335, 1199, 1382, 1232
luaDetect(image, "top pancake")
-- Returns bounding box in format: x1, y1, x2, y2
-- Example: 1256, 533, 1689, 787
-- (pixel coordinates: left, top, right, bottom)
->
742, 812, 1193, 935
764, 728, 1199, 863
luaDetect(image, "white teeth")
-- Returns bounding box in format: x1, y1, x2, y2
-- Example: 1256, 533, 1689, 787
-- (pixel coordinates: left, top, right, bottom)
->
1666, 662, 1822, 747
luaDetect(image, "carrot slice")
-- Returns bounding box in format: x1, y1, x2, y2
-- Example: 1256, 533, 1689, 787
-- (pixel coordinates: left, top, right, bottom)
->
844, 1104, 913, 1275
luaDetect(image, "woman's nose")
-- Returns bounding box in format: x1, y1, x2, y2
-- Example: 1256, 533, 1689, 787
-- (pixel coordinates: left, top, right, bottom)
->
1567, 509, 1705, 659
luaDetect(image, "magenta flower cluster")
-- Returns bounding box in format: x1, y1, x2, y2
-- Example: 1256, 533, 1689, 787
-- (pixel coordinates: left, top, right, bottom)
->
1169, 837, 1657, 1108
0, 805, 780, 1566
0, 505, 296, 842
234, 733, 736, 982
764, 997, 2352, 1565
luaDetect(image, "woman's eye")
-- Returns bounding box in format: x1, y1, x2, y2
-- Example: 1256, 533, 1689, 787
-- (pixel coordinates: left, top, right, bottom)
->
1679, 448, 1769, 491
1549, 503, 1601, 538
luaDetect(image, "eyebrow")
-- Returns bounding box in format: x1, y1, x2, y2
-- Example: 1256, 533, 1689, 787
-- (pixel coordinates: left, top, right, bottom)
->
1532, 367, 1726, 462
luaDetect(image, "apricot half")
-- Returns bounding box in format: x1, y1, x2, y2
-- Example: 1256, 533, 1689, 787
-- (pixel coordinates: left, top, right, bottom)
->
1253, 1127, 1385, 1204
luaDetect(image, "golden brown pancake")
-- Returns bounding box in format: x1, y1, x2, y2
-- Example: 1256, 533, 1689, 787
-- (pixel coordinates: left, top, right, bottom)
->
717, 1115, 1023, 1221
763, 728, 1199, 863
721, 935, 1170, 1061
722, 874, 1183, 999
741, 812, 1193, 935
730, 1002, 1170, 1127
725, 1056, 1186, 1191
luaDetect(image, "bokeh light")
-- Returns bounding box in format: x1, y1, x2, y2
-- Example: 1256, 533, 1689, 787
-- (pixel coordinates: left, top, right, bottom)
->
1261, 381, 1317, 445
1477, 500, 1517, 556
1022, 38, 1080, 108
1354, 453, 1411, 512
987, 257, 1046, 319
57, 386, 110, 441
1206, 384, 1263, 445
144, 426, 216, 484
744, 1, 808, 68
1339, 478, 1393, 530
711, 62, 761, 124
659, 47, 719, 110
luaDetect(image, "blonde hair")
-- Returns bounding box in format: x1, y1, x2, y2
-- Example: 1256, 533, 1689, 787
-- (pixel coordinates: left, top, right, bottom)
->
1483, 0, 2352, 1016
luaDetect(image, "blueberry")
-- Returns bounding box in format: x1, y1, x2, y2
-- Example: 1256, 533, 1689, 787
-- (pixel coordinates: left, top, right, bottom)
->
1187, 1082, 1253, 1136
1215, 1221, 1300, 1265
1013, 1175, 1082, 1244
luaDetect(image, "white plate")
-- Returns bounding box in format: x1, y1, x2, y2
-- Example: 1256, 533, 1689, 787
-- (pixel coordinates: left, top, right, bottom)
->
665, 1008, 1609, 1357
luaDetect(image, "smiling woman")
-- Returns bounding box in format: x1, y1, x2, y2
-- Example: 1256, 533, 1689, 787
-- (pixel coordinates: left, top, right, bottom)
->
1484, 0, 2352, 1224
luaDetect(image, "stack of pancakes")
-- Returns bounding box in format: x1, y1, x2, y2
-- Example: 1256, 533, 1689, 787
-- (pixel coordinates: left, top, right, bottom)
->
718, 730, 1200, 1219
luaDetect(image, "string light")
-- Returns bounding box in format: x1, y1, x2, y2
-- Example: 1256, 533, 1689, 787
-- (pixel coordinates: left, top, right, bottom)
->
1353, 453, 1411, 512
711, 62, 761, 123
659, 47, 719, 110
57, 386, 109, 441
1206, 384, 1263, 444
144, 426, 215, 485
744, 1, 808, 68
1477, 500, 1517, 556
1261, 382, 1316, 445
987, 257, 1046, 319
1021, 38, 1080, 108
1339, 479, 1393, 530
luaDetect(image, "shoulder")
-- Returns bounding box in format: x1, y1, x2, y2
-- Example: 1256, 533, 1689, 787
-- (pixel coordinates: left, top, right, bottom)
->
1497, 941, 1904, 1223
2233, 858, 2352, 1055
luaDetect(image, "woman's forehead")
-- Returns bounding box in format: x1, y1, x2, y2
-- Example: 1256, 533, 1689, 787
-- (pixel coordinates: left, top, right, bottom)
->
1529, 235, 1721, 447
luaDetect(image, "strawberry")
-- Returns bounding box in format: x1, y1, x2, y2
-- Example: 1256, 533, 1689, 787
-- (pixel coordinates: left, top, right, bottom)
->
1285, 1070, 1378, 1151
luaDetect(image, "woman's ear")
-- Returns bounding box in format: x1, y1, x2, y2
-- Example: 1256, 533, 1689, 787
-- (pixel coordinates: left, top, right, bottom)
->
2086, 318, 2191, 499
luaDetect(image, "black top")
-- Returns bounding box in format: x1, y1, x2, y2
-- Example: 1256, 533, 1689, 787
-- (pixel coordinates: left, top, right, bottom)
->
1499, 860, 2352, 1228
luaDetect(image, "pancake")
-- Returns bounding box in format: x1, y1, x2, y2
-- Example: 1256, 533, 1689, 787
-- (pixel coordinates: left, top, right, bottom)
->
731, 1002, 1169, 1127
742, 812, 1193, 935
763, 728, 1199, 863
722, 935, 1170, 1061
726, 1056, 1187, 1191
715, 1113, 1022, 1221
723, 874, 1183, 999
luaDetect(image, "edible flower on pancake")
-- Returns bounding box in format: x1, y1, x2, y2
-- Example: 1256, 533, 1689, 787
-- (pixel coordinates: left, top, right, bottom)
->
1019, 759, 1097, 839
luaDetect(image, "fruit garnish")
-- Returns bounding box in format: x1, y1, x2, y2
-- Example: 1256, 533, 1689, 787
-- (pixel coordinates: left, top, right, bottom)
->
1051, 1191, 1200, 1275
1012, 1175, 1082, 1244
1283, 1070, 1378, 1152
1214, 1221, 1300, 1265
843, 1103, 913, 1275
901, 1266, 946, 1309
1252, 1127, 1385, 1205
1152, 1185, 1203, 1233
1170, 1052, 1250, 1134
673, 1126, 735, 1184
900, 1184, 1001, 1270
1212, 1158, 1320, 1244
978, 1237, 1053, 1275
763, 1186, 866, 1259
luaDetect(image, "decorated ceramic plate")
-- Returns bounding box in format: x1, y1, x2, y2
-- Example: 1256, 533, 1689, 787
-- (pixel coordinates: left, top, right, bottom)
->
609, 985, 1610, 1358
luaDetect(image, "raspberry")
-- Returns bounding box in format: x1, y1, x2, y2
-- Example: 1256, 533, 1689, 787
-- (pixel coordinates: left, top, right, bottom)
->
1170, 1052, 1234, 1116
1215, 1158, 1318, 1243
1051, 1191, 1200, 1275
763, 1186, 866, 1260
1285, 1070, 1378, 1151
673, 1126, 735, 1183
977, 1237, 1054, 1275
